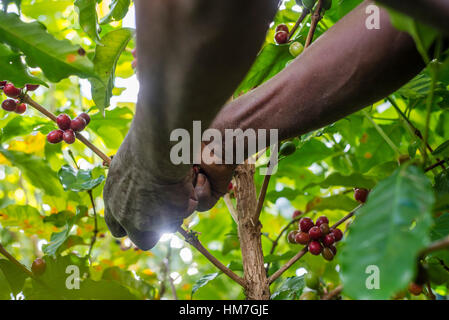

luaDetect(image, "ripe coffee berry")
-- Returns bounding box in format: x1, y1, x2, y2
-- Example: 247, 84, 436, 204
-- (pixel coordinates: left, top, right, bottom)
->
57, 114, 71, 130
287, 230, 299, 244
322, 233, 335, 247
292, 210, 303, 219
329, 244, 337, 255
275, 24, 289, 33
70, 117, 86, 132
3, 84, 22, 98
308, 241, 322, 255
331, 228, 343, 242
47, 130, 64, 144
408, 282, 423, 296
308, 226, 322, 240
25, 84, 39, 91
79, 112, 91, 125
63, 129, 76, 144
354, 188, 369, 203
1, 99, 17, 111
15, 103, 27, 114
315, 216, 329, 227
319, 223, 330, 235
299, 217, 314, 233
274, 31, 288, 44
322, 247, 334, 261
228, 182, 233, 191
0, 80, 7, 88
31, 258, 46, 276
295, 231, 310, 245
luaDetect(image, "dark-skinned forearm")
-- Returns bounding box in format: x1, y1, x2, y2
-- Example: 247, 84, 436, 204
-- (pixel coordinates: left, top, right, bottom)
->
376, 0, 449, 35
211, 1, 424, 152
131, 0, 278, 182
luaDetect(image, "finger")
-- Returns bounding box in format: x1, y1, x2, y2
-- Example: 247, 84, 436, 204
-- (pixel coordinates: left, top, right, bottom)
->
127, 229, 161, 251
195, 173, 219, 212
104, 208, 127, 238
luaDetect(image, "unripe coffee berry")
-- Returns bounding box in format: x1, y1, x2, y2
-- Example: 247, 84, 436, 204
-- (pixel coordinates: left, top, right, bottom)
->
57, 114, 72, 130
322, 233, 335, 247
292, 210, 303, 219
354, 188, 369, 203
3, 83, 22, 98
31, 258, 46, 276
308, 226, 322, 240
63, 129, 76, 144
25, 84, 40, 91
319, 223, 330, 235
331, 228, 343, 242
295, 231, 310, 245
287, 230, 299, 244
305, 272, 320, 289
315, 216, 329, 227
2, 99, 17, 111
274, 31, 289, 44
70, 117, 86, 132
78, 112, 91, 125
289, 41, 304, 57
47, 130, 64, 144
14, 103, 27, 114
299, 291, 318, 300
275, 24, 289, 33
322, 247, 334, 261
299, 217, 314, 233
308, 240, 322, 255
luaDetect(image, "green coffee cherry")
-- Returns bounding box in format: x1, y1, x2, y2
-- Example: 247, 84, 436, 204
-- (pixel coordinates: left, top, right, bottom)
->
279, 141, 296, 156
302, 0, 317, 10
305, 272, 320, 289
322, 0, 332, 11
299, 291, 319, 300
289, 42, 304, 57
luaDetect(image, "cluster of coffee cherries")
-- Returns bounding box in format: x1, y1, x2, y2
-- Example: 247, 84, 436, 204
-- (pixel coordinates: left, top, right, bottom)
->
47, 112, 91, 145
1, 81, 39, 114
274, 24, 304, 58
288, 215, 343, 261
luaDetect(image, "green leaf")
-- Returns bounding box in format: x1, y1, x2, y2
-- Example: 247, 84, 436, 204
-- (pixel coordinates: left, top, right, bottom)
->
42, 224, 73, 256
432, 140, 449, 157
0, 43, 47, 87
341, 165, 435, 299
90, 28, 133, 114
0, 116, 51, 143
192, 273, 219, 296
271, 276, 305, 300
306, 172, 377, 190
74, 0, 101, 44
0, 12, 96, 82
0, 259, 28, 295
57, 165, 105, 192
306, 194, 359, 212
100, 0, 131, 25
102, 267, 155, 299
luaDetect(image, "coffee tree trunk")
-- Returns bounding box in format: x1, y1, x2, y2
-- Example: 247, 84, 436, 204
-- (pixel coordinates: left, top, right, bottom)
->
234, 163, 270, 300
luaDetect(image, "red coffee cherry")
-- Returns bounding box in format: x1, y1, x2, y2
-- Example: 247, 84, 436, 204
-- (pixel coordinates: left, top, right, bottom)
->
329, 244, 337, 255
14, 103, 27, 114
287, 230, 299, 244
295, 231, 310, 245
274, 31, 289, 44
408, 282, 423, 296
3, 83, 22, 98
331, 228, 343, 242
354, 188, 369, 203
308, 241, 322, 255
322, 233, 335, 247
57, 114, 72, 130
322, 247, 334, 261
78, 112, 90, 125
0, 80, 7, 88
299, 217, 314, 233
293, 210, 303, 219
25, 84, 40, 91
31, 258, 46, 276
275, 24, 289, 33
63, 129, 76, 144
315, 216, 329, 227
319, 223, 330, 235
70, 117, 86, 132
308, 226, 322, 240
228, 182, 233, 191
1, 99, 17, 111
47, 130, 64, 144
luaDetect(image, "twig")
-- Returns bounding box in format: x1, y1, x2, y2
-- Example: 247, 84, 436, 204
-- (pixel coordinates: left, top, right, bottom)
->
288, 8, 310, 40
178, 227, 246, 287
162, 246, 178, 300
426, 282, 436, 300
425, 159, 447, 172
321, 285, 343, 300
87, 190, 98, 262
268, 206, 360, 284
256, 174, 271, 219
22, 95, 111, 165
419, 235, 449, 258
223, 193, 238, 224
304, 0, 323, 48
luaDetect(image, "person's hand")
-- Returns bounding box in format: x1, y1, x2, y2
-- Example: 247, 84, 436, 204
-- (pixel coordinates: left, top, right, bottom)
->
103, 135, 198, 250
